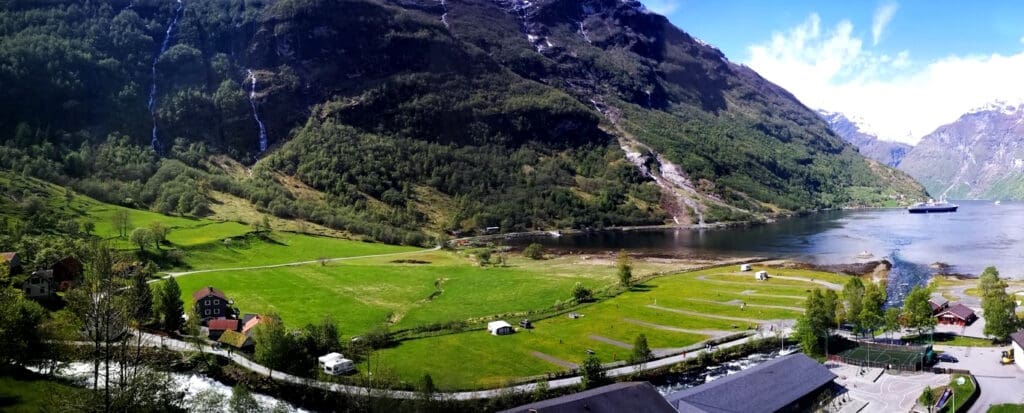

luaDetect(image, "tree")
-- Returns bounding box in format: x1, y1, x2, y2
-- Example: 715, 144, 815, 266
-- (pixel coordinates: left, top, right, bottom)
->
128, 271, 153, 324
253, 315, 294, 377
902, 286, 936, 337
822, 290, 841, 330
842, 278, 865, 334
148, 222, 170, 250
859, 282, 886, 337
630, 334, 653, 364
130, 227, 154, 252
919, 386, 935, 412
580, 354, 605, 389
476, 249, 492, 266
523, 243, 544, 260
298, 315, 342, 372
419, 373, 437, 399
983, 291, 1019, 342
795, 289, 832, 356
617, 250, 632, 288
978, 266, 1003, 298
111, 209, 131, 238
156, 276, 184, 332
82, 221, 96, 235
229, 385, 261, 413
571, 282, 593, 303
0, 287, 47, 366
884, 307, 901, 339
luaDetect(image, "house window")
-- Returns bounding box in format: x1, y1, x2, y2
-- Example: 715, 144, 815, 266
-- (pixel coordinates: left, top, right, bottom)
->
205, 310, 210, 315
206, 300, 211, 306
214, 309, 220, 314
214, 299, 220, 305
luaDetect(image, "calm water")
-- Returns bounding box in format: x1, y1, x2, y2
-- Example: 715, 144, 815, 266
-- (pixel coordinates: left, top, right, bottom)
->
510, 201, 1024, 303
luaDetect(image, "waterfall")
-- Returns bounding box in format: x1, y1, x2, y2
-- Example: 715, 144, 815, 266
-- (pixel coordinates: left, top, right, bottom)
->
246, 70, 268, 154
439, 0, 449, 28
148, 0, 184, 153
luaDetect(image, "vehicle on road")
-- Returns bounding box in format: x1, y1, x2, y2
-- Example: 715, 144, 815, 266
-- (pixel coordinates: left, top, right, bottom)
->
937, 353, 959, 363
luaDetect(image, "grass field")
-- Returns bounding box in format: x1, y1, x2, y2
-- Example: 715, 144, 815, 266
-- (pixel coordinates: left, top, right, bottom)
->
989, 404, 1024, 413
937, 374, 976, 413
364, 265, 838, 389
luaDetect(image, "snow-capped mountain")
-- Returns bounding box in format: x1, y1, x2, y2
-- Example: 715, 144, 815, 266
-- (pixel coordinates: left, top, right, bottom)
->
818, 110, 913, 168
899, 103, 1024, 200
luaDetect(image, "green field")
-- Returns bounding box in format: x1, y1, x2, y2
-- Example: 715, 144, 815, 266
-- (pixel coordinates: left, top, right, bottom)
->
0, 374, 83, 412
175, 262, 834, 390
989, 405, 1024, 413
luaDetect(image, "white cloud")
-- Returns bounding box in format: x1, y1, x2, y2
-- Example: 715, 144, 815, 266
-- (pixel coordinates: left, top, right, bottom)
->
642, 0, 681, 15
745, 14, 1024, 145
871, 2, 898, 46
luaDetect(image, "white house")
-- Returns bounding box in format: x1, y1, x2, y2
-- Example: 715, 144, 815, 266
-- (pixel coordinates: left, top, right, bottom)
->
1012, 331, 1024, 371
488, 320, 514, 336
755, 270, 768, 281
318, 352, 355, 375
739, 264, 752, 272
23, 270, 53, 298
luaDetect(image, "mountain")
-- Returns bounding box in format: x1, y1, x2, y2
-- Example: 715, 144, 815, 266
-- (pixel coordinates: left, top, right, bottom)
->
899, 103, 1024, 200
818, 110, 913, 168
0, 0, 926, 243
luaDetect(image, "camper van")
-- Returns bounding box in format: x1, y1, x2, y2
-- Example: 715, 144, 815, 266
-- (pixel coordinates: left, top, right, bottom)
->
755, 271, 768, 281
739, 264, 752, 272
319, 352, 355, 375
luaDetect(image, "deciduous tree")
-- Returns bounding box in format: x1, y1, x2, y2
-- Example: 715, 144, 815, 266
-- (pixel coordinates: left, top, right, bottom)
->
630, 334, 652, 364
617, 250, 632, 288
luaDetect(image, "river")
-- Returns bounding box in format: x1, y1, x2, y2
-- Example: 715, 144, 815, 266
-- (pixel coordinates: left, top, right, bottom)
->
508, 200, 1024, 303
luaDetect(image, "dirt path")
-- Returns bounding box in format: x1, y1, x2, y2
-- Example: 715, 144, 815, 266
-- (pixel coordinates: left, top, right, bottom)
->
622, 318, 732, 337
158, 246, 441, 280
681, 298, 805, 313
646, 304, 775, 324
738, 290, 806, 300
530, 351, 578, 369
588, 334, 631, 349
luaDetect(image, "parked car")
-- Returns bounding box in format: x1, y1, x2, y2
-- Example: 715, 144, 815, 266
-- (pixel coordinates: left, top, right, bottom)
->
937, 353, 959, 363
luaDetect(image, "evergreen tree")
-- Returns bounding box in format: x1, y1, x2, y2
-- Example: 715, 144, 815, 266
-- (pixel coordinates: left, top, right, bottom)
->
158, 277, 184, 332
128, 271, 153, 324
571, 282, 593, 303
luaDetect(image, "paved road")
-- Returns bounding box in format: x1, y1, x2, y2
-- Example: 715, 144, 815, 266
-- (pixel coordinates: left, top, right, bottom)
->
128, 330, 765, 400
158, 246, 440, 280
934, 345, 1024, 412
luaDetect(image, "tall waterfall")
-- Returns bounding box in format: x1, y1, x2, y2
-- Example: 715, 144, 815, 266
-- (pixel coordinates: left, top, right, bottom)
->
246, 70, 268, 154
148, 0, 184, 153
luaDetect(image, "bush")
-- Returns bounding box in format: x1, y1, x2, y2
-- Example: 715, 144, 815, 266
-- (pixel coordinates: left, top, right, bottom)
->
523, 243, 544, 260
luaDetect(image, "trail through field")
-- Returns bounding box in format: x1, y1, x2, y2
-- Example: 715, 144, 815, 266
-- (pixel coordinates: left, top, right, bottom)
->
738, 290, 807, 300
646, 304, 787, 324
681, 298, 805, 313
695, 274, 841, 290
158, 245, 441, 280
530, 351, 578, 369
588, 335, 631, 349
622, 318, 731, 338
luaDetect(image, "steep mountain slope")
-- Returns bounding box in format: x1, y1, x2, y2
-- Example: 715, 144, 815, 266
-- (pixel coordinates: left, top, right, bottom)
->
819, 110, 913, 168
900, 103, 1024, 200
0, 0, 926, 243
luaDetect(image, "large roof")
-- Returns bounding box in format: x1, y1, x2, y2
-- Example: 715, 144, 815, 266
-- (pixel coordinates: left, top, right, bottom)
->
192, 286, 228, 302
207, 318, 239, 331
500, 382, 676, 413
1011, 331, 1024, 348
218, 330, 250, 348
665, 353, 836, 413
939, 303, 976, 320
0, 252, 17, 261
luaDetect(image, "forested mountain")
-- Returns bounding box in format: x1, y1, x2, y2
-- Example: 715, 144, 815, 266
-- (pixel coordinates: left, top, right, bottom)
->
818, 110, 913, 168
0, 0, 926, 244
900, 103, 1024, 200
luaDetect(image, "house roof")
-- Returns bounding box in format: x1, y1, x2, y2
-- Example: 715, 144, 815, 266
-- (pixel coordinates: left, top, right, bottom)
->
218, 330, 250, 348
31, 269, 53, 279
500, 382, 676, 413
319, 352, 345, 363
207, 318, 240, 332
242, 314, 269, 335
928, 296, 949, 310
192, 286, 228, 302
665, 353, 837, 413
0, 252, 17, 262
938, 303, 976, 320
1012, 331, 1024, 348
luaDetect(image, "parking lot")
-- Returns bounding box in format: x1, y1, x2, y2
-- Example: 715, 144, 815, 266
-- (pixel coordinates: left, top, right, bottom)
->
934, 345, 1024, 412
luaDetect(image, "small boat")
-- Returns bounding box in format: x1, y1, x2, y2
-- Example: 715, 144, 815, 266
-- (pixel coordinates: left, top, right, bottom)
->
995, 200, 1002, 205
856, 251, 873, 259
908, 199, 958, 213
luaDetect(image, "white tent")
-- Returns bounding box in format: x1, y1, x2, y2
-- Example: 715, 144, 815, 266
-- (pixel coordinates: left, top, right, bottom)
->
739, 264, 752, 272
487, 320, 514, 335
755, 271, 768, 280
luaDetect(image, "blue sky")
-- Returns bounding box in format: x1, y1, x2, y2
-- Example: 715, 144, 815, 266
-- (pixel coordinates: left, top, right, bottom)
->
645, 1, 1024, 143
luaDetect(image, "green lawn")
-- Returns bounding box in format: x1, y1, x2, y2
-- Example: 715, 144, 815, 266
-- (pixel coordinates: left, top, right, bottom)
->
0, 374, 84, 413
937, 374, 976, 413
175, 232, 420, 270
905, 333, 999, 347
989, 405, 1024, 413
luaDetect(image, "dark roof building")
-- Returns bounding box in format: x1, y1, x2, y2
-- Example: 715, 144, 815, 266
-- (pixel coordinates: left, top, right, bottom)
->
928, 296, 949, 313
1, 252, 21, 274
1012, 331, 1024, 348
665, 354, 837, 413
500, 382, 676, 413
192, 286, 234, 323
936, 303, 977, 326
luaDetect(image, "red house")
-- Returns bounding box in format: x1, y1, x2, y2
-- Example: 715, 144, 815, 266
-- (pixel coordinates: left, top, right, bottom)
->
206, 318, 241, 340
936, 303, 977, 326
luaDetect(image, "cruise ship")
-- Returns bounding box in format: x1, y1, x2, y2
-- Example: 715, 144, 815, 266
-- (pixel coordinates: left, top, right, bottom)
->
907, 200, 958, 213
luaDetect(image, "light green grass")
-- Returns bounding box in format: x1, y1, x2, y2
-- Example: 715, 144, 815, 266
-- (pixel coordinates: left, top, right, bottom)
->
937, 374, 976, 413
370, 265, 831, 389
176, 232, 419, 270
989, 405, 1024, 413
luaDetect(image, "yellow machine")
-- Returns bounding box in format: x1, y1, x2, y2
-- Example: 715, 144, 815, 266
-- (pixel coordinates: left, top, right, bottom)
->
1001, 349, 1014, 365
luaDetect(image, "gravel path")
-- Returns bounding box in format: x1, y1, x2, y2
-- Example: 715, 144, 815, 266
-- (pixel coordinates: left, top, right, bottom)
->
530, 351, 578, 369
622, 318, 732, 337
588, 334, 631, 349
